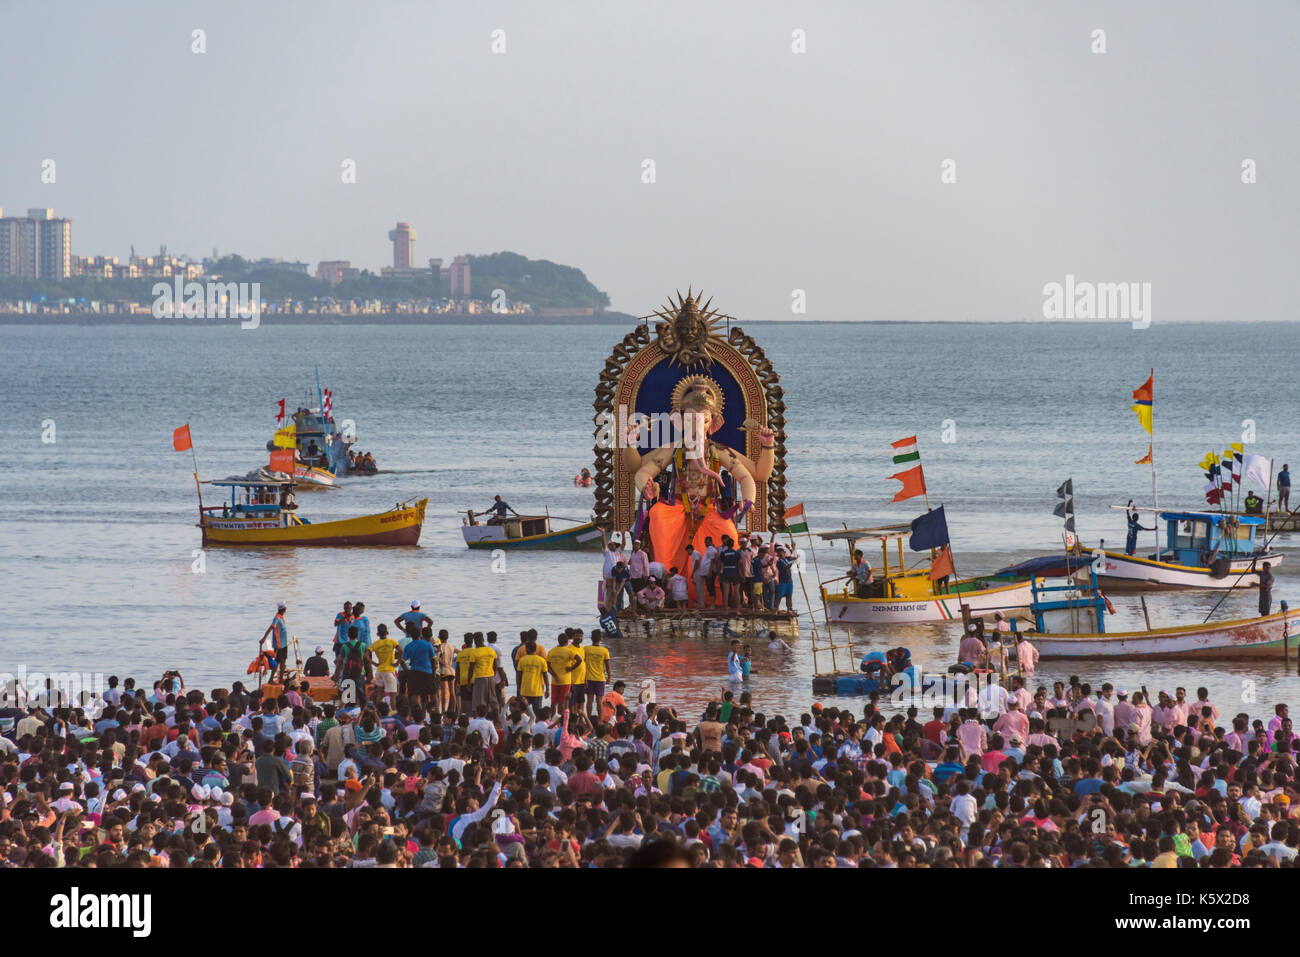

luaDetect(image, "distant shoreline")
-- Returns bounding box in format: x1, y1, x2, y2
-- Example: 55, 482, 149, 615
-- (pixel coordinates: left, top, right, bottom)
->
0, 315, 1292, 327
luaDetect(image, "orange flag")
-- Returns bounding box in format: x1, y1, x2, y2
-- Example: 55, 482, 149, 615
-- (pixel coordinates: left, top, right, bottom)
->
172, 424, 192, 452
269, 449, 295, 473
1135, 444, 1153, 465
929, 544, 955, 581
889, 465, 927, 503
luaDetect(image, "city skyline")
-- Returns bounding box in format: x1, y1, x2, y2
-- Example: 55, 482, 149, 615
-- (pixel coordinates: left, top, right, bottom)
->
3, 1, 1297, 321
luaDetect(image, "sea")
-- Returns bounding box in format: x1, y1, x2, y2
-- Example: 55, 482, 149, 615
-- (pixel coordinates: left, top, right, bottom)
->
3, 319, 1299, 720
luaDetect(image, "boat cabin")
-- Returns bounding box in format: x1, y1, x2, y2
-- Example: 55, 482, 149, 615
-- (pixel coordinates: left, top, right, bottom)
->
1158, 511, 1264, 565
816, 525, 946, 600
465, 511, 554, 540
203, 478, 301, 526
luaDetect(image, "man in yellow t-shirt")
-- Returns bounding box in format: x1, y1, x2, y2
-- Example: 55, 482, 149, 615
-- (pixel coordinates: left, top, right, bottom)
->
455, 636, 476, 714
517, 640, 549, 711
569, 632, 587, 691
367, 625, 403, 705
582, 633, 611, 719
547, 635, 577, 709
470, 634, 498, 713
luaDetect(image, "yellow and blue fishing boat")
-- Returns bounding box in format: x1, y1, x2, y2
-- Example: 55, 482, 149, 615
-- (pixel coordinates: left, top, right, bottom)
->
200, 476, 425, 546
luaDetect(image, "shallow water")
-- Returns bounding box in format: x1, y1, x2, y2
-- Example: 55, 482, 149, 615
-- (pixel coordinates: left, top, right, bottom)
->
2, 320, 1297, 720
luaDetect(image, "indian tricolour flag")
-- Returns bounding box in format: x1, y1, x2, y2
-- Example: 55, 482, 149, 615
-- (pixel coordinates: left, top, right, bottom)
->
783, 503, 808, 534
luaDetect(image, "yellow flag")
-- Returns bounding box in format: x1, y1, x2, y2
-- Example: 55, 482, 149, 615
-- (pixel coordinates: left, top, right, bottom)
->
273, 426, 297, 449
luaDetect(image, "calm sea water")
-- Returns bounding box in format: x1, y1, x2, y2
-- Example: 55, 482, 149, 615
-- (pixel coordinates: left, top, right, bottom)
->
2, 320, 1298, 718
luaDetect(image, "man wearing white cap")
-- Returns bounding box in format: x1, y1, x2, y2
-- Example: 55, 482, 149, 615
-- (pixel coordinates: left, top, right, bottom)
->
394, 601, 432, 637
260, 601, 289, 683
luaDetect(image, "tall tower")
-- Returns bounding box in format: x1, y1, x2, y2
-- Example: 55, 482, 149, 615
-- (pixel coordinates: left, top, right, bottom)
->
388, 222, 416, 269
449, 255, 471, 299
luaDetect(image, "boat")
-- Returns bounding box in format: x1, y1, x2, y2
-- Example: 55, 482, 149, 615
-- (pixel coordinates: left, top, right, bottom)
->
461, 508, 603, 550
267, 389, 358, 488
1092, 511, 1282, 590
1024, 571, 1300, 659
199, 476, 426, 546
817, 525, 1040, 624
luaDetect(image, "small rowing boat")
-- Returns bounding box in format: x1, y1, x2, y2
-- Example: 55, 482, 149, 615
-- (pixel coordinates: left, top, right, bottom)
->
461, 508, 603, 550
200, 476, 426, 546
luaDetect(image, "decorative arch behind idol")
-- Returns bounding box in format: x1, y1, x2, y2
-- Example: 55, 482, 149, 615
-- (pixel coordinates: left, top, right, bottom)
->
591, 290, 787, 544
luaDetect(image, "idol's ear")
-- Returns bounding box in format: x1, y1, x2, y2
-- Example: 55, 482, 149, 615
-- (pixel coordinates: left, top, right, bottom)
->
708, 415, 725, 435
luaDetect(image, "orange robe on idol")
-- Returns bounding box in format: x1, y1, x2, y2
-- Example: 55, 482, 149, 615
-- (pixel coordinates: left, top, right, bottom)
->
647, 501, 738, 604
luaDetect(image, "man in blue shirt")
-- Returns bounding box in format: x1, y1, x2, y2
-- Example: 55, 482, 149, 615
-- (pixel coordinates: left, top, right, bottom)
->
260, 601, 289, 683
484, 495, 518, 520
394, 600, 432, 636
350, 601, 372, 681
333, 601, 353, 654
403, 631, 436, 710
1279, 464, 1291, 512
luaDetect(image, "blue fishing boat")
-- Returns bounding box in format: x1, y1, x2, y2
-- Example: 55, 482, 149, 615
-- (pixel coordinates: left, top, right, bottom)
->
1094, 511, 1281, 590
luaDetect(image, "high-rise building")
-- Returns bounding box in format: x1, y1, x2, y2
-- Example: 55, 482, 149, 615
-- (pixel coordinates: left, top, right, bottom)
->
0, 207, 72, 278
317, 260, 360, 285
449, 255, 471, 299
388, 222, 416, 269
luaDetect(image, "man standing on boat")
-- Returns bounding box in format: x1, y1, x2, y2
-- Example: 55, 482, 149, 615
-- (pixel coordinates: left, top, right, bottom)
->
1258, 561, 1274, 616
1125, 501, 1153, 556
1278, 465, 1291, 513
484, 495, 519, 522
259, 602, 289, 684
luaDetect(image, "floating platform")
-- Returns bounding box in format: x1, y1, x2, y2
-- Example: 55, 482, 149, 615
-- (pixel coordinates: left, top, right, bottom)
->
613, 608, 799, 639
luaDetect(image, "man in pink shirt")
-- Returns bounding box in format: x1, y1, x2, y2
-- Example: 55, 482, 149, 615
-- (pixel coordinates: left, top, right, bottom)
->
1015, 635, 1039, 674
981, 735, 1009, 775
1131, 692, 1154, 746
1152, 691, 1178, 732
994, 699, 1029, 741
1113, 690, 1137, 734
956, 711, 987, 758
957, 627, 985, 667
1170, 687, 1192, 728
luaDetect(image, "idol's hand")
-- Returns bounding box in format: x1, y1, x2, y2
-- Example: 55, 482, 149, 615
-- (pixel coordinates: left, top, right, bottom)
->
758, 427, 775, 448
643, 479, 659, 501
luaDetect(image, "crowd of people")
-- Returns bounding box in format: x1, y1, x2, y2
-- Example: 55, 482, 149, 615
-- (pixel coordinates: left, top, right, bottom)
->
3, 595, 1300, 868
601, 533, 798, 617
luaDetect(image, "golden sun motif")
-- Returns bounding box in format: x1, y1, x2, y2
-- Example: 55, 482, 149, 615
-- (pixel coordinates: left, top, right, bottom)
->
652, 287, 729, 368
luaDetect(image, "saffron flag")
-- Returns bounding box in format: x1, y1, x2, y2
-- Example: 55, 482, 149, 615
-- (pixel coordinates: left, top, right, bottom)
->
890, 465, 927, 503
783, 503, 809, 534
172, 424, 192, 452
929, 545, 955, 582
909, 506, 950, 551
1130, 371, 1153, 435
269, 449, 295, 474
1135, 444, 1152, 465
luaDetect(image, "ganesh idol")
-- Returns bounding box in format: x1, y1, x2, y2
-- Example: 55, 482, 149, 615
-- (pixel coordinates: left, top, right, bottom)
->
622, 376, 775, 594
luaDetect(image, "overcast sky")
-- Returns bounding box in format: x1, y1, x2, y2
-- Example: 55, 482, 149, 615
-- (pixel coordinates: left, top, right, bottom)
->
4, 0, 1296, 320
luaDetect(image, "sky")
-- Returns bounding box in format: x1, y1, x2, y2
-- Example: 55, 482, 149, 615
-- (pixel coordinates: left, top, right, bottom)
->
3, 0, 1296, 320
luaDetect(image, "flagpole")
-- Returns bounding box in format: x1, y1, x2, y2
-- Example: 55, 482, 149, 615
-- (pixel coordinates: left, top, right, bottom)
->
188, 428, 204, 521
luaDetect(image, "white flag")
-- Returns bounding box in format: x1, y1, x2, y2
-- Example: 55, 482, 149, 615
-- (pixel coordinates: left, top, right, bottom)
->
1242, 454, 1272, 492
